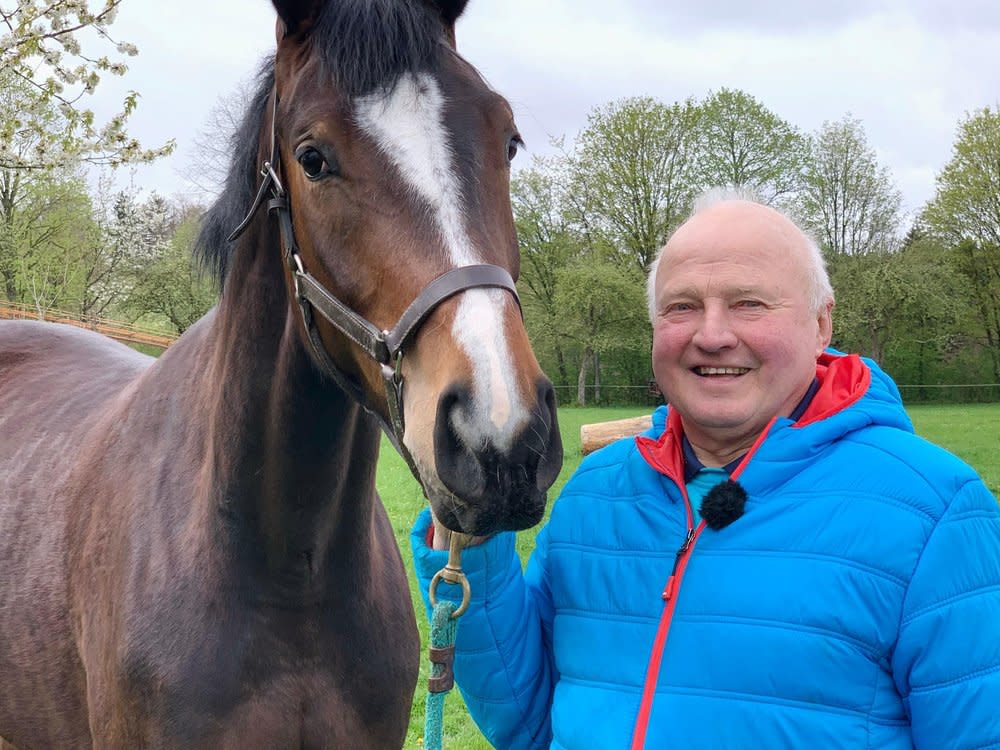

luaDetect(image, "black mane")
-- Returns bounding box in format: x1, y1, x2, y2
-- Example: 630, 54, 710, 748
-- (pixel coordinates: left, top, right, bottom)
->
195, 0, 447, 286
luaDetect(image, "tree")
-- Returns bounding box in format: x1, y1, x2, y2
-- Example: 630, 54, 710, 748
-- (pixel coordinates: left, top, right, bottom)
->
0, 73, 58, 298
511, 155, 582, 388
0, 168, 22, 299
921, 107, 1000, 381
692, 88, 807, 203
125, 203, 216, 333
76, 181, 158, 320
888, 235, 975, 391
553, 259, 648, 405
828, 241, 963, 367
797, 116, 902, 256
950, 240, 1000, 381
0, 2, 173, 169
5, 172, 96, 318
189, 77, 256, 200
0, 162, 94, 308
569, 97, 699, 272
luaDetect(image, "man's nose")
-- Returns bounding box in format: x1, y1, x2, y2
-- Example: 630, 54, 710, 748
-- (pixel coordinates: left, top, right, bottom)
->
692, 304, 738, 351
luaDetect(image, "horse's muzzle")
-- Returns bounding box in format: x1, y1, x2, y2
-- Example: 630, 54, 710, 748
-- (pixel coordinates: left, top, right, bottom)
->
432, 378, 562, 535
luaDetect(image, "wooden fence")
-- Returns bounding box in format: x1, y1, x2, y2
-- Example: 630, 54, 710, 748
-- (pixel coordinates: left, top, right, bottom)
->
0, 302, 178, 351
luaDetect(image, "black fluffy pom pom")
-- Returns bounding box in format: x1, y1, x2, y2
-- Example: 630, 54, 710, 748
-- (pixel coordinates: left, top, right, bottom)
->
700, 480, 748, 531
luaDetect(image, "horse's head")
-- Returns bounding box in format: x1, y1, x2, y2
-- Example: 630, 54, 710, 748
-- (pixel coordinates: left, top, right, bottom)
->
261, 0, 562, 535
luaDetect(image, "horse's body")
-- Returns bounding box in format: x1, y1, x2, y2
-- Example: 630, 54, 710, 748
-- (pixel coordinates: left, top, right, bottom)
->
2, 317, 413, 748
0, 1, 561, 747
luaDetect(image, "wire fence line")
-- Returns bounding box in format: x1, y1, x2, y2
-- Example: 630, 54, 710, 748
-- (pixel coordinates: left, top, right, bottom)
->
5, 308, 997, 404
896, 383, 1000, 389
552, 383, 1000, 390
552, 383, 1000, 406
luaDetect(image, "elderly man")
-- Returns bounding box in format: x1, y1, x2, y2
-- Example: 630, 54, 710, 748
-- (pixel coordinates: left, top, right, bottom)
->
411, 190, 1000, 749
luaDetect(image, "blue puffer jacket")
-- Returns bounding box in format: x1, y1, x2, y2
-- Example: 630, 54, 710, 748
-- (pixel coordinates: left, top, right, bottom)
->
411, 353, 1000, 750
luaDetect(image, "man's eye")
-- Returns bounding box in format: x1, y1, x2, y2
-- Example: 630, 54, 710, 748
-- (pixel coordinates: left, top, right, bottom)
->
665, 303, 693, 314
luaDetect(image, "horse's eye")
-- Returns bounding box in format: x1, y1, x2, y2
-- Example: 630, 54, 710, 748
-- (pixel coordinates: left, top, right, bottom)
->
507, 135, 524, 164
296, 146, 332, 180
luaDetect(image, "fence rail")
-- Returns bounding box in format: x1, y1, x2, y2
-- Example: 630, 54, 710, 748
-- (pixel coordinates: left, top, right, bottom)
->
0, 302, 178, 351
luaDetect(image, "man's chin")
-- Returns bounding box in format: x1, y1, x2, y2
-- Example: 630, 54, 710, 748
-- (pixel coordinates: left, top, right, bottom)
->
676, 408, 766, 442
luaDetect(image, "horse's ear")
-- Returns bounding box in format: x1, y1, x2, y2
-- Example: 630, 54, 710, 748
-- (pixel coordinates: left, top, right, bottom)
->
425, 0, 469, 46
431, 0, 469, 26
271, 0, 321, 39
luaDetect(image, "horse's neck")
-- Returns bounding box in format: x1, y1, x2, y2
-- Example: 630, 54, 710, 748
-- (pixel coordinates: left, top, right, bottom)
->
197, 230, 381, 589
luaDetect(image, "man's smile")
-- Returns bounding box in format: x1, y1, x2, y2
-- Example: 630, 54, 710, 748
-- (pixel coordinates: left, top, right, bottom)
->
692, 366, 751, 376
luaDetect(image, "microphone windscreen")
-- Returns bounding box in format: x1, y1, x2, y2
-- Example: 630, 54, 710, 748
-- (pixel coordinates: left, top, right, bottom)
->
700, 479, 748, 530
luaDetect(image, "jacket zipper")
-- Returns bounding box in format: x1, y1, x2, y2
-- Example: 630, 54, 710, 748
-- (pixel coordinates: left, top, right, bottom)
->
629, 493, 705, 750
628, 411, 773, 749
662, 526, 696, 601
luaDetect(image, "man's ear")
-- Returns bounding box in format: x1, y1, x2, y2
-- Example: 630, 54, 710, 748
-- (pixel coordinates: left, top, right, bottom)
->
424, 0, 469, 47
816, 300, 834, 356
271, 0, 321, 40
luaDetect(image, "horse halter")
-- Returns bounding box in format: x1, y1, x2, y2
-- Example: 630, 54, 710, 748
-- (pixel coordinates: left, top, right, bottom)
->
228, 91, 522, 484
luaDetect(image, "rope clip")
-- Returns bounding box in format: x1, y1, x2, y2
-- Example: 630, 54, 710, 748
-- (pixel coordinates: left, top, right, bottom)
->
428, 532, 472, 619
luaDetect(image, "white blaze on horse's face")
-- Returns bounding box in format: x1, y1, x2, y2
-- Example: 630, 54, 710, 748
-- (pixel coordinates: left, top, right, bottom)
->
354, 72, 525, 453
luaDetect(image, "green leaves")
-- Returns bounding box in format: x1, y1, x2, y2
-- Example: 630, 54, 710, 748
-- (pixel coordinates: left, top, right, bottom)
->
0, 162, 96, 309
571, 96, 699, 271
692, 88, 808, 203
0, 0, 174, 170
923, 108, 1000, 249
921, 107, 1000, 380
508, 88, 1000, 402
123, 205, 217, 334
796, 116, 902, 257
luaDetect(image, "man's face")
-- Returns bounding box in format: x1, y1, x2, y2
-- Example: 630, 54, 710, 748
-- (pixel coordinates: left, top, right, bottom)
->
651, 201, 832, 456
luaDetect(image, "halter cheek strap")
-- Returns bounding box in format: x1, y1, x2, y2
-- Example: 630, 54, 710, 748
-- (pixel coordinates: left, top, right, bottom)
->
228, 92, 522, 486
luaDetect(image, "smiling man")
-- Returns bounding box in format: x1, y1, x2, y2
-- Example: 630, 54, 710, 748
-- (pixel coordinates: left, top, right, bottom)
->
411, 188, 1000, 750
648, 194, 834, 509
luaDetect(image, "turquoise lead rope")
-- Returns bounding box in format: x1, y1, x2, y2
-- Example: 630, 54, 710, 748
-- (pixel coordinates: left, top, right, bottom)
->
425, 533, 472, 750
424, 599, 459, 750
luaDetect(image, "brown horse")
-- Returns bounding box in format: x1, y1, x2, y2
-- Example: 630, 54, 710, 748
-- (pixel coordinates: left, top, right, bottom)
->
0, 0, 562, 747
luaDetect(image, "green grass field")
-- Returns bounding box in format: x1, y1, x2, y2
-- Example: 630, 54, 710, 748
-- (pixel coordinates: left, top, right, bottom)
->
380, 403, 1000, 749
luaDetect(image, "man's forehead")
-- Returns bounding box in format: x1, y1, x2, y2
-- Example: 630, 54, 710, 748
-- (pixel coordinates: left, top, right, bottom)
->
656, 233, 810, 300
660, 277, 769, 295
658, 240, 790, 273
663, 216, 807, 272
671, 201, 802, 246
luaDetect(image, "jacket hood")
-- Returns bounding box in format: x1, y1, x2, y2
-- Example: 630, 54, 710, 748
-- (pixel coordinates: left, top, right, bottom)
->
638, 351, 914, 488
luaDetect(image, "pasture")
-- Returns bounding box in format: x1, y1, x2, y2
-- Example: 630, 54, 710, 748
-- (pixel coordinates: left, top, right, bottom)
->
384, 403, 1000, 747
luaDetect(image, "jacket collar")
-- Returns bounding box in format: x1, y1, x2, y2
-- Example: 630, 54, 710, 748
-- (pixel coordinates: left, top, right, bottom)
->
638, 353, 871, 482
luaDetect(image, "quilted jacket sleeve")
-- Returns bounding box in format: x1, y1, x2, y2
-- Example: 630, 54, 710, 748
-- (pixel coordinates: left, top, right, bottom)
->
411, 509, 557, 750
892, 479, 1000, 749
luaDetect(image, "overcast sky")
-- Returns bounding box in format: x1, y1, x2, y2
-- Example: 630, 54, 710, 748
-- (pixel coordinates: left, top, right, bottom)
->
99, 0, 1000, 221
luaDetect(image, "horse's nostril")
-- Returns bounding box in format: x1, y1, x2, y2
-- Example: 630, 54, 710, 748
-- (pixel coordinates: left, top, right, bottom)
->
534, 378, 563, 491
432, 379, 564, 534
433, 385, 487, 503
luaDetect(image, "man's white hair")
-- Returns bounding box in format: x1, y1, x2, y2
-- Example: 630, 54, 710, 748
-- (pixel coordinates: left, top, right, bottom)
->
646, 186, 834, 323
